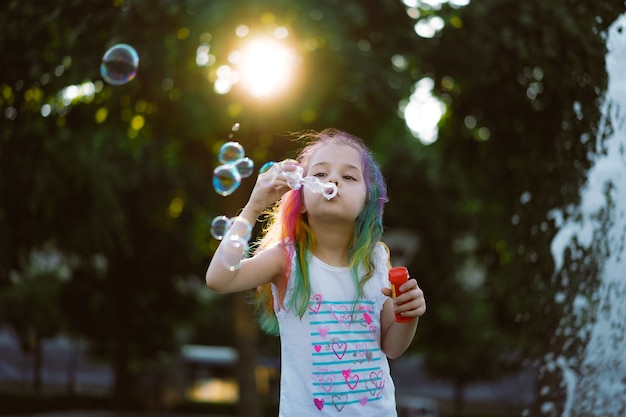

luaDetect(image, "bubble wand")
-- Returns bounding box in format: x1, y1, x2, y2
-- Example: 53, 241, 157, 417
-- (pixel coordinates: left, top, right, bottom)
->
275, 162, 338, 200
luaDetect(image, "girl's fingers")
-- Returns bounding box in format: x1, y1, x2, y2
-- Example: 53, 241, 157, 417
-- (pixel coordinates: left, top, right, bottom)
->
394, 286, 426, 317
249, 164, 298, 210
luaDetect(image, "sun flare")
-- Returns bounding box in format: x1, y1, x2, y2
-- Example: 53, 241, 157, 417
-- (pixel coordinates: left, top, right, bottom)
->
237, 37, 297, 98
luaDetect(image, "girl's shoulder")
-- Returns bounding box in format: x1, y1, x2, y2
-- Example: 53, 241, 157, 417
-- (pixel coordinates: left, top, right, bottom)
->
248, 241, 288, 286
368, 241, 391, 288
374, 241, 392, 268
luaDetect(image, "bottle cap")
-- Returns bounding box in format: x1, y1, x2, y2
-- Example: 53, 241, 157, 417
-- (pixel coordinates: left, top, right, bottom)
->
389, 266, 408, 283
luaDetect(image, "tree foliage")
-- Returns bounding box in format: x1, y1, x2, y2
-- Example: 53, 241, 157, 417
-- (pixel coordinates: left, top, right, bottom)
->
383, 0, 625, 411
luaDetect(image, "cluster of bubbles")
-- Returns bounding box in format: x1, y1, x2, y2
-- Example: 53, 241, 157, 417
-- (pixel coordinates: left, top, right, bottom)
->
209, 131, 338, 271
100, 43, 139, 86
212, 138, 254, 196
210, 215, 253, 272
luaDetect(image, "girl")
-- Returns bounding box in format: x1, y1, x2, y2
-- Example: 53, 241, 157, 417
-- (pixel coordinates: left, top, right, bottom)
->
205, 128, 426, 416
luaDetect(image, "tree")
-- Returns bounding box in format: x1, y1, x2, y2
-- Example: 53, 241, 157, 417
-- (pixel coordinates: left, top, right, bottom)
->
387, 0, 626, 412
0, 0, 220, 408
0, 244, 73, 394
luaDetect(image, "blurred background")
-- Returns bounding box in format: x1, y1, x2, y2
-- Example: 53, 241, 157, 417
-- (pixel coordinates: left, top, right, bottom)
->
1, 0, 625, 416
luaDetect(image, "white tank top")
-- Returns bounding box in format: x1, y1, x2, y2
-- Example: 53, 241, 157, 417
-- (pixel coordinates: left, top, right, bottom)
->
271, 243, 397, 416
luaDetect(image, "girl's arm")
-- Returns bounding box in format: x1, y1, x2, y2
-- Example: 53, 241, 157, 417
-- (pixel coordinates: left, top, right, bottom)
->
206, 238, 284, 293
380, 278, 426, 359
205, 160, 299, 293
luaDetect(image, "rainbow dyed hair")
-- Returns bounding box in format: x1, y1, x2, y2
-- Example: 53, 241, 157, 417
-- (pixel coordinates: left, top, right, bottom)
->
254, 129, 388, 335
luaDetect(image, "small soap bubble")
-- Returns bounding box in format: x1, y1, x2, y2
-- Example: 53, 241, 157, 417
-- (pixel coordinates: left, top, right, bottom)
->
235, 157, 254, 178
232, 122, 240, 132
226, 216, 253, 241
218, 141, 245, 164
210, 215, 230, 240
100, 43, 139, 86
213, 164, 242, 196
259, 161, 276, 174
219, 234, 248, 271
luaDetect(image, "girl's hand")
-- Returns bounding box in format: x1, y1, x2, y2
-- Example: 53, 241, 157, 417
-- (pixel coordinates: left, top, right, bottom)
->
382, 278, 426, 320
244, 159, 301, 216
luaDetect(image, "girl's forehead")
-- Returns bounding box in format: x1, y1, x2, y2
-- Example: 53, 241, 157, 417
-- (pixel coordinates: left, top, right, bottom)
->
307, 143, 361, 165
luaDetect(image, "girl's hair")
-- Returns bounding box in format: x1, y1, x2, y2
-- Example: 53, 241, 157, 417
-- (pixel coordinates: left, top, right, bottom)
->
254, 128, 388, 334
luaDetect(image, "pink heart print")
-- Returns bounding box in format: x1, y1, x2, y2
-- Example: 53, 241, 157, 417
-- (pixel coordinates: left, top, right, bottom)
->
332, 340, 347, 359
318, 326, 329, 339
308, 294, 322, 313
312, 373, 334, 393
330, 305, 353, 329
363, 311, 372, 324
314, 398, 324, 410
345, 374, 359, 390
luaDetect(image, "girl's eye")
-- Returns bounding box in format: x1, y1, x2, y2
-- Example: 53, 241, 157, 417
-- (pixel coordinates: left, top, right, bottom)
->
314, 172, 326, 178
344, 175, 357, 181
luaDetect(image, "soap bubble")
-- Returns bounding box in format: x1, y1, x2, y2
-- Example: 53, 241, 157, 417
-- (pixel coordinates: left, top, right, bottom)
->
100, 43, 139, 86
259, 161, 276, 174
213, 164, 241, 196
228, 123, 240, 139
210, 215, 230, 240
235, 157, 254, 178
226, 216, 253, 241
219, 234, 248, 271
283, 165, 304, 189
210, 216, 252, 270
218, 141, 245, 164
213, 141, 255, 195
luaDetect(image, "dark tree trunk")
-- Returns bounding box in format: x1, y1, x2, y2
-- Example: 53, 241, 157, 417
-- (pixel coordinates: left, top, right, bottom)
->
32, 334, 42, 395
453, 378, 466, 416
234, 292, 262, 417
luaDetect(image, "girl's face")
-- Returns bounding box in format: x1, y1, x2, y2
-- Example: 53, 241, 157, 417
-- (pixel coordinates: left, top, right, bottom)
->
302, 143, 367, 223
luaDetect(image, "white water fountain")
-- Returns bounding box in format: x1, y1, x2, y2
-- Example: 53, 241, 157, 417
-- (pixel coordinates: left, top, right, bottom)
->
542, 13, 626, 417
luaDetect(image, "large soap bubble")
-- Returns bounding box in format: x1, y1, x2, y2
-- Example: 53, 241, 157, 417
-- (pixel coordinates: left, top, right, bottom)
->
210, 215, 230, 240
212, 164, 241, 197
235, 157, 254, 178
100, 43, 139, 86
218, 141, 245, 164
219, 234, 248, 271
209, 215, 253, 271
